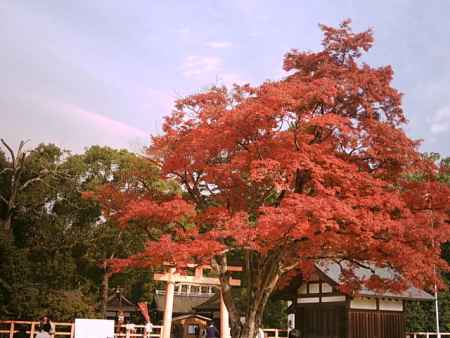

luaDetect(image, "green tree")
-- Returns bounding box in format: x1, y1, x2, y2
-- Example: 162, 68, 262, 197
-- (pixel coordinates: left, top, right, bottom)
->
0, 142, 173, 320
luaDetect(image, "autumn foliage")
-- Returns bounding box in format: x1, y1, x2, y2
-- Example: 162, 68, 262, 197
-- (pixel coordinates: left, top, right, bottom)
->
98, 21, 450, 338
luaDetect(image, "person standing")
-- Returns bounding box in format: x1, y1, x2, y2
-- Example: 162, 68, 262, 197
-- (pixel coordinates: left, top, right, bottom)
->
47, 316, 56, 338
40, 315, 55, 338
36, 323, 51, 338
257, 328, 266, 338
206, 323, 219, 338
144, 321, 153, 338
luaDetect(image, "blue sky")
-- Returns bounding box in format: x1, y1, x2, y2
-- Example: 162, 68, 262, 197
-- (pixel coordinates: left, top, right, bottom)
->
1, 1, 449, 155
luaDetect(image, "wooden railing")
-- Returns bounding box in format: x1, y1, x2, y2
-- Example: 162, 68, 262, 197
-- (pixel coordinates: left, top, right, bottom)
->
114, 324, 162, 338
0, 320, 74, 338
262, 328, 288, 338
406, 334, 450, 338
0, 321, 288, 338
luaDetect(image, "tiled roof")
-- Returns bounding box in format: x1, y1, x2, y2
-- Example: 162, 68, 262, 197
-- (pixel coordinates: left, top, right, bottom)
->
315, 260, 434, 301
192, 293, 220, 311
154, 293, 214, 314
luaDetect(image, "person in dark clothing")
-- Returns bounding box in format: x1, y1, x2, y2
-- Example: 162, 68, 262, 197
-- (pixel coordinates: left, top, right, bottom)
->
288, 329, 301, 338
206, 323, 219, 338
13, 325, 28, 338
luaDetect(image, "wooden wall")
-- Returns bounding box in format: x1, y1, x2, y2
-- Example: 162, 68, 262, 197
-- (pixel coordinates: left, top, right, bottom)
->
348, 310, 405, 338
295, 304, 346, 338
294, 306, 405, 338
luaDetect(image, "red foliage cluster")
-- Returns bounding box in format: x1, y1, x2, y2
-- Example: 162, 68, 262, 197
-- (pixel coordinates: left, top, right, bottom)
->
101, 21, 450, 294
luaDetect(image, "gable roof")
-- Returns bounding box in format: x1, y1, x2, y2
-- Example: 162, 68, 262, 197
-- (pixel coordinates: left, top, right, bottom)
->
172, 314, 212, 322
106, 291, 138, 312
315, 260, 434, 301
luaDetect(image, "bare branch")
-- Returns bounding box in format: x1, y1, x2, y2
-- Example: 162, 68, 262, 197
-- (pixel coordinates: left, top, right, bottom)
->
19, 177, 42, 191
0, 168, 12, 175
0, 139, 16, 165
0, 194, 8, 205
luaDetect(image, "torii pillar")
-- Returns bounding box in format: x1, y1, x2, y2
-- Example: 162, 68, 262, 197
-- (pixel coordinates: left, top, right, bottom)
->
161, 267, 176, 338
155, 265, 241, 338
220, 292, 230, 338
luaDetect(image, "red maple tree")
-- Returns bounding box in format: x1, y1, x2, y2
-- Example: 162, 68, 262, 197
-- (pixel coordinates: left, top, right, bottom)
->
100, 21, 450, 338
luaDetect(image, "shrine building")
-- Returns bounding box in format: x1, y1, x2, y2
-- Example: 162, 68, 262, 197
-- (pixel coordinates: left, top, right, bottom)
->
285, 260, 433, 338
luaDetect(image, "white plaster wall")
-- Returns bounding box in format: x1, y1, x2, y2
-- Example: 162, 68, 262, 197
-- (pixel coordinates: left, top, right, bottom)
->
321, 296, 346, 303
350, 297, 377, 310
379, 299, 403, 311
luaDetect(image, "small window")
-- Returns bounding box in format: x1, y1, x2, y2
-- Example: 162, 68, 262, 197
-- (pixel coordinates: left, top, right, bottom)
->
321, 282, 333, 293
188, 325, 199, 335
308, 282, 320, 294
298, 284, 307, 294
201, 286, 209, 294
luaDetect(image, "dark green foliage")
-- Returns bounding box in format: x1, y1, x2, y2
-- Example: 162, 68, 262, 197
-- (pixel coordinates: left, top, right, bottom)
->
262, 298, 287, 328
406, 292, 450, 332
0, 143, 163, 321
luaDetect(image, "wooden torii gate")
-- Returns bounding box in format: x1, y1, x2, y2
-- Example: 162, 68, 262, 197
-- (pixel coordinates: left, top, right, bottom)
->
155, 265, 241, 338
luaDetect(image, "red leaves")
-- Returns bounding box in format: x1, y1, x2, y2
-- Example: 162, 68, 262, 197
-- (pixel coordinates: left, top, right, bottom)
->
118, 197, 196, 228
98, 21, 449, 295
320, 19, 374, 62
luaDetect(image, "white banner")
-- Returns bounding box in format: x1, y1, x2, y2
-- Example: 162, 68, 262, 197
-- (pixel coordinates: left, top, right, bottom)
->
74, 319, 115, 338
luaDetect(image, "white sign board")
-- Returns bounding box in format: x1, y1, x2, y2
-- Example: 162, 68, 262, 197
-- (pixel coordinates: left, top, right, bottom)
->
75, 319, 115, 338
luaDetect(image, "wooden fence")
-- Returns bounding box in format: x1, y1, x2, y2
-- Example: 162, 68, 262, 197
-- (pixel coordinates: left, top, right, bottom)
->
3, 321, 446, 338
115, 324, 162, 338
0, 322, 287, 338
0, 320, 74, 338
406, 334, 450, 338
262, 329, 288, 338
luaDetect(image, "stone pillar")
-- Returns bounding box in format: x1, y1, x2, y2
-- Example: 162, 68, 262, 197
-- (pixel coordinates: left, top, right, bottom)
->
220, 291, 231, 338
162, 268, 176, 338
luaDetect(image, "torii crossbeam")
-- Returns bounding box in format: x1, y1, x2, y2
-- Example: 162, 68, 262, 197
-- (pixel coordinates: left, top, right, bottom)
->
155, 265, 242, 338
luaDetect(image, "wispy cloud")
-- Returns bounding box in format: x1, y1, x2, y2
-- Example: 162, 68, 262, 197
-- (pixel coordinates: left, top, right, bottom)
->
41, 97, 149, 152
181, 55, 224, 78
430, 106, 450, 135
206, 41, 233, 49
58, 102, 148, 138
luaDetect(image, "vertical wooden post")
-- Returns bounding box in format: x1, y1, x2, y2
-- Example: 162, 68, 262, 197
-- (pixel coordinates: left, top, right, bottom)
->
162, 267, 176, 338
30, 322, 35, 338
9, 321, 14, 338
220, 291, 230, 338
70, 323, 75, 338
275, 329, 279, 338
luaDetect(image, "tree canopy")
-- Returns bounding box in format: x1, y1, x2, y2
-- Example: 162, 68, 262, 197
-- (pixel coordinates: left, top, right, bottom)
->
0, 143, 162, 320
105, 21, 450, 338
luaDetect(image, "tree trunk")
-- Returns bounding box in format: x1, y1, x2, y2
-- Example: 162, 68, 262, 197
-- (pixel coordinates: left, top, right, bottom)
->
217, 252, 282, 338
2, 214, 12, 232
101, 267, 111, 318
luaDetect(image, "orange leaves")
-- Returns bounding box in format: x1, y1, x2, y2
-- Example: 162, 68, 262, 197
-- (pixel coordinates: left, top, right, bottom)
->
96, 21, 449, 295
320, 19, 374, 62
118, 197, 196, 228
